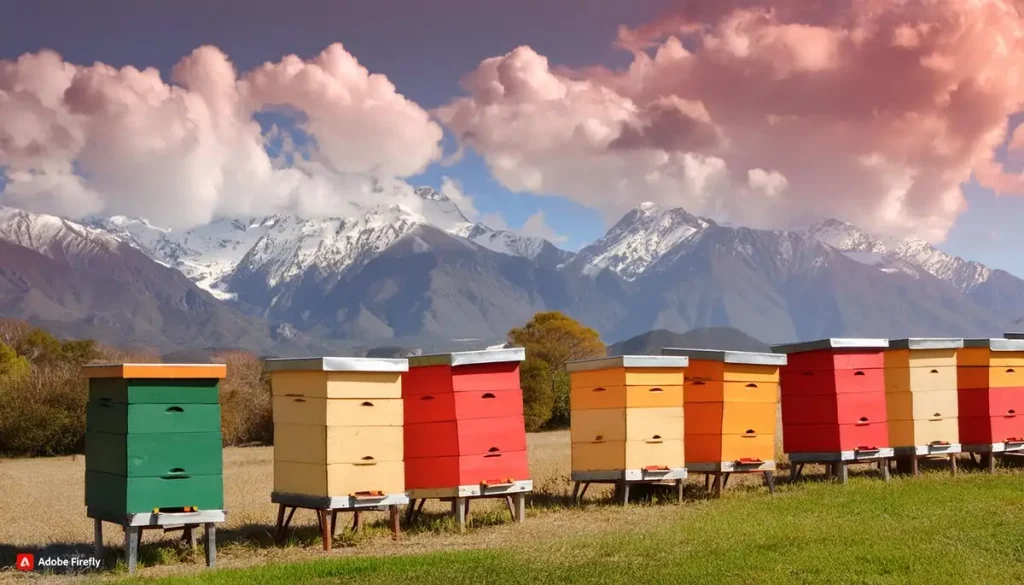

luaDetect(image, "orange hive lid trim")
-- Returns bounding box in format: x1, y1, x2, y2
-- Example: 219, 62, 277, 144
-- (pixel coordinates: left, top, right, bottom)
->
82, 363, 227, 379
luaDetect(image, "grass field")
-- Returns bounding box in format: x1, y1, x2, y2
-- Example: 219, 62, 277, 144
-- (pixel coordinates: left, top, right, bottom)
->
2, 432, 1023, 584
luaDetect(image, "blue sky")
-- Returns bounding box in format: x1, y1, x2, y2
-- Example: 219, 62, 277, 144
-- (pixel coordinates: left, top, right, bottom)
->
1, 0, 1023, 275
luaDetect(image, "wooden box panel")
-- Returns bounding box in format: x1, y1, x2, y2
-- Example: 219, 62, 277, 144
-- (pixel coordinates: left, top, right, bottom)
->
404, 450, 530, 490
274, 424, 403, 464
958, 349, 1024, 367
571, 439, 685, 471
274, 460, 405, 497
404, 389, 523, 424
888, 418, 960, 447
684, 362, 779, 383
958, 387, 1024, 419
403, 363, 521, 396
783, 349, 885, 371
884, 349, 958, 369
88, 378, 220, 404
569, 367, 684, 389
782, 422, 889, 453
570, 407, 683, 444
685, 432, 775, 463
86, 431, 223, 477
959, 415, 1024, 444
404, 416, 527, 459
570, 386, 683, 410
87, 403, 221, 434
885, 367, 957, 393
781, 368, 885, 396
684, 380, 777, 403
272, 396, 403, 427
271, 371, 402, 399
781, 391, 887, 426
886, 390, 958, 422
86, 471, 223, 515
959, 367, 1024, 389
685, 402, 776, 436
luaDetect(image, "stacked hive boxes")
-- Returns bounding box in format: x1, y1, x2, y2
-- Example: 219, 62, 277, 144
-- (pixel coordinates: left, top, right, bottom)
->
773, 339, 890, 455
662, 349, 783, 471
403, 349, 529, 490
84, 364, 227, 516
566, 356, 688, 478
959, 339, 1024, 450
884, 339, 962, 453
266, 358, 407, 498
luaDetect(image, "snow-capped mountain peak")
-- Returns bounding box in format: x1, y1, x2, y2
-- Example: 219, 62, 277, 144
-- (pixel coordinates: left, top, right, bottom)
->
0, 206, 124, 259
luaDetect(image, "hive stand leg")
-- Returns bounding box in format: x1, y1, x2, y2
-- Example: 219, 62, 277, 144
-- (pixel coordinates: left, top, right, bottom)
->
722, 473, 732, 489
352, 511, 363, 533
330, 510, 338, 536
704, 474, 711, 492
184, 526, 198, 550
465, 498, 471, 520
712, 473, 725, 499
405, 499, 417, 524
93, 519, 103, 560
950, 454, 958, 476
676, 478, 685, 503
319, 510, 332, 551
505, 496, 515, 519
389, 505, 401, 540
988, 453, 997, 473
274, 503, 286, 543
836, 462, 849, 485
453, 497, 467, 532
618, 480, 630, 505
203, 523, 216, 568
124, 525, 139, 575
911, 455, 920, 477
578, 483, 590, 502
791, 463, 804, 482
881, 459, 891, 482
514, 493, 526, 523
763, 471, 777, 494
572, 481, 581, 503
417, 499, 426, 514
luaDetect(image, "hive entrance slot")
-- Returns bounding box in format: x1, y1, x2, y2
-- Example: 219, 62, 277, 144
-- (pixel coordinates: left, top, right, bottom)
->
361, 401, 374, 406
166, 406, 184, 413
482, 393, 496, 399
854, 371, 865, 376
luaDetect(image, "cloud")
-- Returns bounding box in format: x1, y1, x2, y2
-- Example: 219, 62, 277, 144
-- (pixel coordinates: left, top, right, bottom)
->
437, 0, 1024, 242
0, 44, 444, 228
520, 210, 569, 244
439, 176, 479, 220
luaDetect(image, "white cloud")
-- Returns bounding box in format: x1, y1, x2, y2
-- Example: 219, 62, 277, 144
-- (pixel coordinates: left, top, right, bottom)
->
520, 210, 569, 244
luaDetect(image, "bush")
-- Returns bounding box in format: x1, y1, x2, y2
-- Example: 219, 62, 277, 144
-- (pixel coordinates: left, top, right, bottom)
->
213, 351, 273, 447
0, 363, 87, 457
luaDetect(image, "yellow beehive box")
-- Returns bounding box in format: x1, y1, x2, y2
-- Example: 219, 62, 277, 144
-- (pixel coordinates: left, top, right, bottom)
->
265, 357, 408, 497
566, 355, 688, 474
884, 339, 962, 449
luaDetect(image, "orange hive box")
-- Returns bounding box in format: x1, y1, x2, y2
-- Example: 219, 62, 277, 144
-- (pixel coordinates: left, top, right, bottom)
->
958, 338, 1024, 462
566, 355, 688, 490
661, 348, 785, 474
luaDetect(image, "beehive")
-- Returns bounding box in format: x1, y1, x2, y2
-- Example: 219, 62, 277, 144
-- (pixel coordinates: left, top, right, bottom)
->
661, 348, 783, 467
83, 364, 227, 516
772, 338, 888, 454
265, 357, 407, 497
403, 348, 529, 490
884, 339, 962, 449
958, 339, 1024, 446
566, 355, 688, 474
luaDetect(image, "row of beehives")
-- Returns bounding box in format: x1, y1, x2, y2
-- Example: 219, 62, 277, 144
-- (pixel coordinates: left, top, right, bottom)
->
80, 335, 1024, 521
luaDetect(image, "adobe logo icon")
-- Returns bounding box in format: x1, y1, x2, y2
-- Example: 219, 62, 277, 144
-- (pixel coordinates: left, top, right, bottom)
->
16, 553, 34, 571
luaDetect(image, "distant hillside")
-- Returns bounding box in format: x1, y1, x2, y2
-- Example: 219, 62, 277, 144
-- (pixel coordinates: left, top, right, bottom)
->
608, 327, 770, 356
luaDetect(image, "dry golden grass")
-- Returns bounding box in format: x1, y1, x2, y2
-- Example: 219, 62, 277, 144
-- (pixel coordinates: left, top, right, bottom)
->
0, 430, 823, 582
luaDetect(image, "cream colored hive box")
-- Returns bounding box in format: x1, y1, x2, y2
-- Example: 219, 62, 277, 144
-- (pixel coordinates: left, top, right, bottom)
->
266, 357, 408, 498
884, 339, 963, 456
566, 355, 688, 488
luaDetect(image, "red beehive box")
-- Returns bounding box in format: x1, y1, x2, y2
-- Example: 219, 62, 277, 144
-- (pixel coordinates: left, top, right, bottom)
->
958, 338, 1024, 446
403, 348, 529, 491
772, 338, 890, 454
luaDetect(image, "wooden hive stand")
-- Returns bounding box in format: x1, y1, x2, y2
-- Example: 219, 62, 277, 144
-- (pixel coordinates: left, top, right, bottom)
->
265, 356, 410, 550
82, 363, 228, 574
402, 348, 532, 532
885, 339, 963, 477
772, 338, 895, 485
566, 355, 690, 505
959, 337, 1024, 473
662, 348, 784, 498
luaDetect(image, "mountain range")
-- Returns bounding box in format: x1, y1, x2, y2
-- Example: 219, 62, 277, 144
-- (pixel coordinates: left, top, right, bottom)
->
0, 185, 1019, 352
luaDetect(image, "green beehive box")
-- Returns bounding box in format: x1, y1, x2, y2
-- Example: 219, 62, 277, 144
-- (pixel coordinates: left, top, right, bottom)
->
83, 364, 227, 517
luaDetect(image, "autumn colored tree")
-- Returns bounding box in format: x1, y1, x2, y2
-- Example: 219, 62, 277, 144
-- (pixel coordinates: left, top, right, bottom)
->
0, 342, 30, 381
508, 311, 605, 430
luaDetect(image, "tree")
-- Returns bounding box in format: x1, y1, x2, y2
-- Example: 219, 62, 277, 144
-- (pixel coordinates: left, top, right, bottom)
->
0, 342, 30, 381
508, 311, 605, 429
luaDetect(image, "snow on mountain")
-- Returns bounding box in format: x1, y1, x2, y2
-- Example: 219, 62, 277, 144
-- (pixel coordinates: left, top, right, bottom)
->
0, 206, 124, 259
574, 202, 712, 280
802, 218, 993, 291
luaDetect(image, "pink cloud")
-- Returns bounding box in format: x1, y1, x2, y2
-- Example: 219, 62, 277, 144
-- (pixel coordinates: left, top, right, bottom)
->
0, 44, 444, 228
438, 0, 1024, 242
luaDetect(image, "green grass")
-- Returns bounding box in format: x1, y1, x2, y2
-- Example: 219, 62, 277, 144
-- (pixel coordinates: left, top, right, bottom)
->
119, 472, 1024, 585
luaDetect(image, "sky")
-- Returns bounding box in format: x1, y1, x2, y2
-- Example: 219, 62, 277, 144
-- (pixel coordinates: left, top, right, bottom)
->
2, 0, 1024, 274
